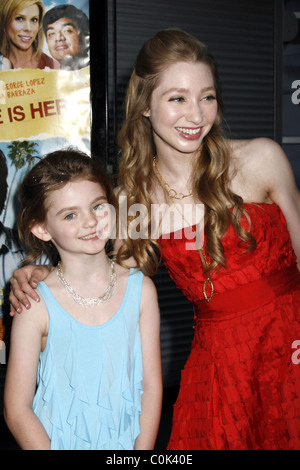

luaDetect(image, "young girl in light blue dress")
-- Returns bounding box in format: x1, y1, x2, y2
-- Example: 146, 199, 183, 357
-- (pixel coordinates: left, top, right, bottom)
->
4, 149, 162, 450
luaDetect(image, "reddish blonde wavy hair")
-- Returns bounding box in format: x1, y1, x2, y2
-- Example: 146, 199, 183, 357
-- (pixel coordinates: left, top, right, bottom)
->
117, 28, 255, 276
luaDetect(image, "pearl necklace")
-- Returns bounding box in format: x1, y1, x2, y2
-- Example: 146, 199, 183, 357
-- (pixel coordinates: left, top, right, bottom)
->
57, 259, 117, 307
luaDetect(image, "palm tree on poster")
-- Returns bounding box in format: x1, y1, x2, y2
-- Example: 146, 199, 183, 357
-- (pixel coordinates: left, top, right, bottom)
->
2, 140, 39, 225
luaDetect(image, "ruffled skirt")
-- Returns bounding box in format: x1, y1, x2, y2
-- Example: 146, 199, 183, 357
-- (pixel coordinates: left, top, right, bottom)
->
167, 285, 300, 450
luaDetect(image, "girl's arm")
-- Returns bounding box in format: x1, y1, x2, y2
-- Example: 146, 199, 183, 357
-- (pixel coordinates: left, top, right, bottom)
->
9, 265, 53, 315
4, 299, 51, 450
135, 276, 163, 450
257, 138, 300, 268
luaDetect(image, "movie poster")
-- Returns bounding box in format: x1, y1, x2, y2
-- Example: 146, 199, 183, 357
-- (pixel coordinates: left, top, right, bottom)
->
0, 0, 90, 356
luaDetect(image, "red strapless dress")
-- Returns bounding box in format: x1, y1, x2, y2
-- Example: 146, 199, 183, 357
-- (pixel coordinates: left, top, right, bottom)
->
159, 203, 300, 450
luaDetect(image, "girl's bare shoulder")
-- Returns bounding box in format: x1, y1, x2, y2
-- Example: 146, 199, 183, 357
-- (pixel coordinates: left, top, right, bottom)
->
230, 137, 284, 163
228, 138, 288, 203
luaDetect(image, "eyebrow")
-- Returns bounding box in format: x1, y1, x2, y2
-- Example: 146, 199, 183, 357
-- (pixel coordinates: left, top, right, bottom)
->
162, 86, 216, 96
46, 21, 77, 32
15, 13, 39, 20
55, 196, 107, 216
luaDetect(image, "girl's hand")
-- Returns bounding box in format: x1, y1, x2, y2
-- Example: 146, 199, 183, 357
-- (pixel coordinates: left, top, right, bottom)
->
9, 265, 53, 315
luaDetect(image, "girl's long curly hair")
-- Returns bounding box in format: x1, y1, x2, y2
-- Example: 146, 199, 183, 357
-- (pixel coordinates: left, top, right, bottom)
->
117, 28, 256, 276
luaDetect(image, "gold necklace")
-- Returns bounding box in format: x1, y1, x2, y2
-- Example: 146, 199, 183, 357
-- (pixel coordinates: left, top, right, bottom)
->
153, 156, 213, 302
153, 156, 193, 200
180, 214, 214, 303
181, 219, 214, 303
198, 248, 214, 303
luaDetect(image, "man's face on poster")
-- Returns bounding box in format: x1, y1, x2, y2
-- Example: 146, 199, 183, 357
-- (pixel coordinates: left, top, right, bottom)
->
45, 17, 81, 61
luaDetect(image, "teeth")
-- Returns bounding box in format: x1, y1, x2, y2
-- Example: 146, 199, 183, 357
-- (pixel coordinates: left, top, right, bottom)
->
176, 127, 201, 135
80, 233, 97, 240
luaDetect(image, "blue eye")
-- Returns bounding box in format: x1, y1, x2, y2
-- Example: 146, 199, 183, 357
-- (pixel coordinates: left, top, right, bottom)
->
93, 203, 103, 212
203, 95, 216, 101
65, 213, 75, 220
169, 97, 185, 103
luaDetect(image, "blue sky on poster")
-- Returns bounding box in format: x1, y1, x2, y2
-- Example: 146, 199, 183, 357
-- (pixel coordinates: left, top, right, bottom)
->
42, 0, 89, 17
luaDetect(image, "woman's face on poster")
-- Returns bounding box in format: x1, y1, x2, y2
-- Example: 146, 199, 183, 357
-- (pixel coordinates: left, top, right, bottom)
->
7, 4, 40, 52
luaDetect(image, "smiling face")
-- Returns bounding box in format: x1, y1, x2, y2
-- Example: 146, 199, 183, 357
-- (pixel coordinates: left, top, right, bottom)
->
7, 4, 40, 52
45, 17, 80, 61
32, 180, 113, 261
144, 61, 218, 161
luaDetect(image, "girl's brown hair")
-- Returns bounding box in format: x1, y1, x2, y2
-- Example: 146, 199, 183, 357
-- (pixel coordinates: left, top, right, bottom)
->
18, 149, 116, 265
117, 28, 255, 276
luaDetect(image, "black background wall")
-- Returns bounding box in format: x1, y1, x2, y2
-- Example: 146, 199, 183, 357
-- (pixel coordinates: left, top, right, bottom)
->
283, 0, 300, 188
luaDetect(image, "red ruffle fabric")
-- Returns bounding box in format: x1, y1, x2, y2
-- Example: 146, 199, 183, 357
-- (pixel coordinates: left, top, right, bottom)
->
159, 203, 300, 450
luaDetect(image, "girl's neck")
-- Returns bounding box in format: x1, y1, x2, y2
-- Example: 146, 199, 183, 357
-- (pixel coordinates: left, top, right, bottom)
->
58, 252, 112, 285
155, 144, 197, 173
155, 152, 195, 190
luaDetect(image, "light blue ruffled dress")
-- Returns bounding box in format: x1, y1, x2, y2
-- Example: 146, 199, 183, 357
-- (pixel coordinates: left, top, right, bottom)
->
32, 269, 144, 450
